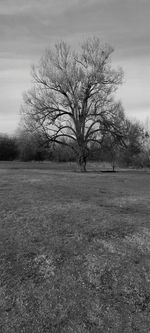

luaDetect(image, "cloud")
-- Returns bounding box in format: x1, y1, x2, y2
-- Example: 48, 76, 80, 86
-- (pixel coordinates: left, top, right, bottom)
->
0, 0, 150, 132
62, 0, 150, 54
1, 0, 150, 58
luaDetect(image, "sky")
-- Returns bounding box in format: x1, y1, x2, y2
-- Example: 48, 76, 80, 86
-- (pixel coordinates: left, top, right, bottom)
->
0, 0, 150, 134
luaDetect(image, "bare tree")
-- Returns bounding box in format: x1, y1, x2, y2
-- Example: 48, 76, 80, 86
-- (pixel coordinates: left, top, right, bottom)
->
22, 37, 125, 171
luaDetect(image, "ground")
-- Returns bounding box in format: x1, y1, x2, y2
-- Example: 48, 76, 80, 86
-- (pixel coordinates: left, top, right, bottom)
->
0, 161, 150, 332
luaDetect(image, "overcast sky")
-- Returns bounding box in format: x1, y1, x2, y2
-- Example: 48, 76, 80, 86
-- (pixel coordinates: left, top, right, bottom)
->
0, 0, 150, 134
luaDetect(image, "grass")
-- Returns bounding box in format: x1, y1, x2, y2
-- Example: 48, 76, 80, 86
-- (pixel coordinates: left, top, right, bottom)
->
0, 161, 150, 332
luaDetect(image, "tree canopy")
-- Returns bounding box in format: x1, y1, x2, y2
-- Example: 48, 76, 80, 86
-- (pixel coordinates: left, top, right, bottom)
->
22, 37, 125, 171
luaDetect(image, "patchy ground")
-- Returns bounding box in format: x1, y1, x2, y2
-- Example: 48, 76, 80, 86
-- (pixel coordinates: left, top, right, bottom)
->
0, 162, 150, 332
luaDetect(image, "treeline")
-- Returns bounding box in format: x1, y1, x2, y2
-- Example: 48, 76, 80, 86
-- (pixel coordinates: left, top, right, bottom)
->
0, 119, 150, 168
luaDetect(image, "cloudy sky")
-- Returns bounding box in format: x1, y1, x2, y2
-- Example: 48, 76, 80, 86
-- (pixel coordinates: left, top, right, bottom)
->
1, 0, 150, 134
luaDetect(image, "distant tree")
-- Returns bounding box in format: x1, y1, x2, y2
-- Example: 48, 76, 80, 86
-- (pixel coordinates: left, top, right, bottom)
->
121, 120, 147, 167
16, 129, 48, 162
0, 135, 18, 160
99, 135, 120, 171
142, 118, 150, 167
21, 37, 125, 171
99, 108, 126, 170
51, 140, 76, 162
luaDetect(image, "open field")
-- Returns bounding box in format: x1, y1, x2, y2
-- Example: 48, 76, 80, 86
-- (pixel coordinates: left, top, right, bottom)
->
0, 162, 150, 332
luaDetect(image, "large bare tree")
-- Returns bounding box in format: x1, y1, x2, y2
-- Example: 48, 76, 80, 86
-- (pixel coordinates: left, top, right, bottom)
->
22, 37, 125, 171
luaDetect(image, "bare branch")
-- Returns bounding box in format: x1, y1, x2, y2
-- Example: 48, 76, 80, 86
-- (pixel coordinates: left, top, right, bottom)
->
21, 36, 125, 171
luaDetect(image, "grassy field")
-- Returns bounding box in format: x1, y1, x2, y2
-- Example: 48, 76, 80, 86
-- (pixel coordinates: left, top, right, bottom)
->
0, 162, 150, 332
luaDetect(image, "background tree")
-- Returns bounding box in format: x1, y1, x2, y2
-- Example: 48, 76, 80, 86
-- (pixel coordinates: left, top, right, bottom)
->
22, 37, 125, 171
142, 117, 150, 167
0, 135, 18, 160
121, 119, 147, 167
99, 134, 121, 171
16, 128, 48, 162
99, 107, 126, 170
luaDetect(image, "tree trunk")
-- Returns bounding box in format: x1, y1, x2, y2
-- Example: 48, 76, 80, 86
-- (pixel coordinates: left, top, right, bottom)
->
80, 159, 87, 172
111, 150, 116, 172
78, 154, 87, 172
112, 160, 115, 172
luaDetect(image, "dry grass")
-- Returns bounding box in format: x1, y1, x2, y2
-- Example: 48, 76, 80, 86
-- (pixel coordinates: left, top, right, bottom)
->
0, 162, 150, 332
